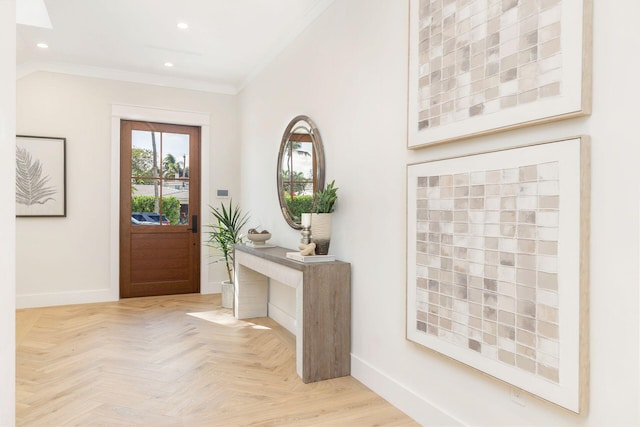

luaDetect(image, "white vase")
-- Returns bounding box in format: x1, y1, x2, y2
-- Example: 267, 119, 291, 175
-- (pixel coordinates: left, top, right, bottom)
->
221, 280, 234, 309
311, 213, 332, 255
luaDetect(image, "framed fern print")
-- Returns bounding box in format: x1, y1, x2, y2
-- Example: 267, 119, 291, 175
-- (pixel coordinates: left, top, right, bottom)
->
16, 135, 66, 217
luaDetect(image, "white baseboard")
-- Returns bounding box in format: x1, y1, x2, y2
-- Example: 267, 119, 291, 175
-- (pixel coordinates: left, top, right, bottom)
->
19, 281, 222, 309
268, 302, 296, 335
16, 288, 117, 309
351, 354, 464, 427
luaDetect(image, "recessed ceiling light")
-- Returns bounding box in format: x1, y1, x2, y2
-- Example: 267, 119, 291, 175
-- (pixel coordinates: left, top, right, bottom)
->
36, 42, 48, 49
164, 62, 174, 67
177, 22, 189, 30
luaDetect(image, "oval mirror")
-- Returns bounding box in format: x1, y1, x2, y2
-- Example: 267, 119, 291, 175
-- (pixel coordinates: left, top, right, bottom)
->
277, 115, 325, 229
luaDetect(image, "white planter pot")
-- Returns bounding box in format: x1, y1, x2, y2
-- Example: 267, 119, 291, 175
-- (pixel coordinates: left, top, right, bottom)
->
221, 280, 234, 309
311, 213, 332, 255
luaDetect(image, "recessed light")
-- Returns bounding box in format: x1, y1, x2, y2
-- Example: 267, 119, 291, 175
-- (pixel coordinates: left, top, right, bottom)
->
36, 42, 48, 49
164, 62, 174, 67
177, 22, 188, 30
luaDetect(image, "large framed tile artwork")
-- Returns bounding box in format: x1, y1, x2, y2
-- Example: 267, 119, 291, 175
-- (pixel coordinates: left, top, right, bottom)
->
406, 137, 589, 412
407, 0, 592, 148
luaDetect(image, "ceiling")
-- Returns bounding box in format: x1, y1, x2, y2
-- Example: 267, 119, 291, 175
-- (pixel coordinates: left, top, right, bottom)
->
16, 0, 334, 94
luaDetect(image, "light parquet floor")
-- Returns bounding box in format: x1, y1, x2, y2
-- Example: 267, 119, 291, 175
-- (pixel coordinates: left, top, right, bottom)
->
16, 293, 419, 427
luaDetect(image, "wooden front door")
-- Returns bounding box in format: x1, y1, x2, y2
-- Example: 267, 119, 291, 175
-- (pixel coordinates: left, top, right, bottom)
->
119, 120, 201, 298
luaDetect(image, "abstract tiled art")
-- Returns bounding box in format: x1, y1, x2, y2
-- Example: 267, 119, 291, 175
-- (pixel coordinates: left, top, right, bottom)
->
406, 138, 588, 412
417, 0, 562, 130
407, 0, 591, 148
415, 161, 561, 381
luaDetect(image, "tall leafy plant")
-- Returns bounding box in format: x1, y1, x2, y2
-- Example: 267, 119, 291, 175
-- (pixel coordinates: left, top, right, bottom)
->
313, 180, 338, 213
206, 200, 250, 283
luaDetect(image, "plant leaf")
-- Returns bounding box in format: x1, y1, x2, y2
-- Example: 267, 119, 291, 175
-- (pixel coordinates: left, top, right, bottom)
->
15, 147, 57, 206
205, 199, 250, 283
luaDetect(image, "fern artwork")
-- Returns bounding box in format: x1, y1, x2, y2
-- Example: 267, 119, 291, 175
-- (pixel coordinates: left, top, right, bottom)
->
16, 147, 57, 205
15, 136, 66, 217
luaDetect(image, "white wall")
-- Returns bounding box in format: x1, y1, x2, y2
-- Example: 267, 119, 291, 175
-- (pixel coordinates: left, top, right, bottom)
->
239, 0, 640, 425
16, 72, 240, 307
0, 1, 16, 423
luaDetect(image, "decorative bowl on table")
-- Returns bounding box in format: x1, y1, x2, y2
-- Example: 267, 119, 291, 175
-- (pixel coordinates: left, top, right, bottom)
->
246, 229, 272, 245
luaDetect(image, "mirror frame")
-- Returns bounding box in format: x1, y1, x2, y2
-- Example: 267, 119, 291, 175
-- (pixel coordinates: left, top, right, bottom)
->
276, 115, 325, 230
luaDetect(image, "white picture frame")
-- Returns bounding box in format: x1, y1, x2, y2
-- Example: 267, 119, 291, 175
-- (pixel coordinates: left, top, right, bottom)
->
16, 135, 67, 217
406, 137, 589, 412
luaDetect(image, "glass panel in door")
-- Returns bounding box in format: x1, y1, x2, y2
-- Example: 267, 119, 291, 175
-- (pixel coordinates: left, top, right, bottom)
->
130, 131, 190, 227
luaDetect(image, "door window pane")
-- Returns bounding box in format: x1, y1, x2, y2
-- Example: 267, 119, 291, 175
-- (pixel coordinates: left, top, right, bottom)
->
131, 179, 164, 225
163, 180, 189, 225
131, 130, 161, 178
161, 133, 189, 179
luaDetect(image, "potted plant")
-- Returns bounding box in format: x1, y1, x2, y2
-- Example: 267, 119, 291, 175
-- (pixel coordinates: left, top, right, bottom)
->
310, 180, 338, 255
206, 200, 250, 309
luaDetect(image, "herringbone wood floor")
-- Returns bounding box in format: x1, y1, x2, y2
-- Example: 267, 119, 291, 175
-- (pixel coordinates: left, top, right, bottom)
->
16, 294, 418, 426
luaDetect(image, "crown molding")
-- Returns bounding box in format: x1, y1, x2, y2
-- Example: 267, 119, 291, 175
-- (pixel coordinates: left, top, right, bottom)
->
16, 61, 238, 95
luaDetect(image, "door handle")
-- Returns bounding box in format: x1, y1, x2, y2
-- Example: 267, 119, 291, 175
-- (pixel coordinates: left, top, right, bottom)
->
191, 215, 198, 233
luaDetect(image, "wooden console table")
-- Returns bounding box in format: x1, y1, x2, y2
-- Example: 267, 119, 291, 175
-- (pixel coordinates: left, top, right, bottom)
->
233, 244, 351, 383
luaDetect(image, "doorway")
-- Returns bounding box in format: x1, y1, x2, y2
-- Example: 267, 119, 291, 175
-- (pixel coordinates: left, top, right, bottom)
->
119, 120, 201, 298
